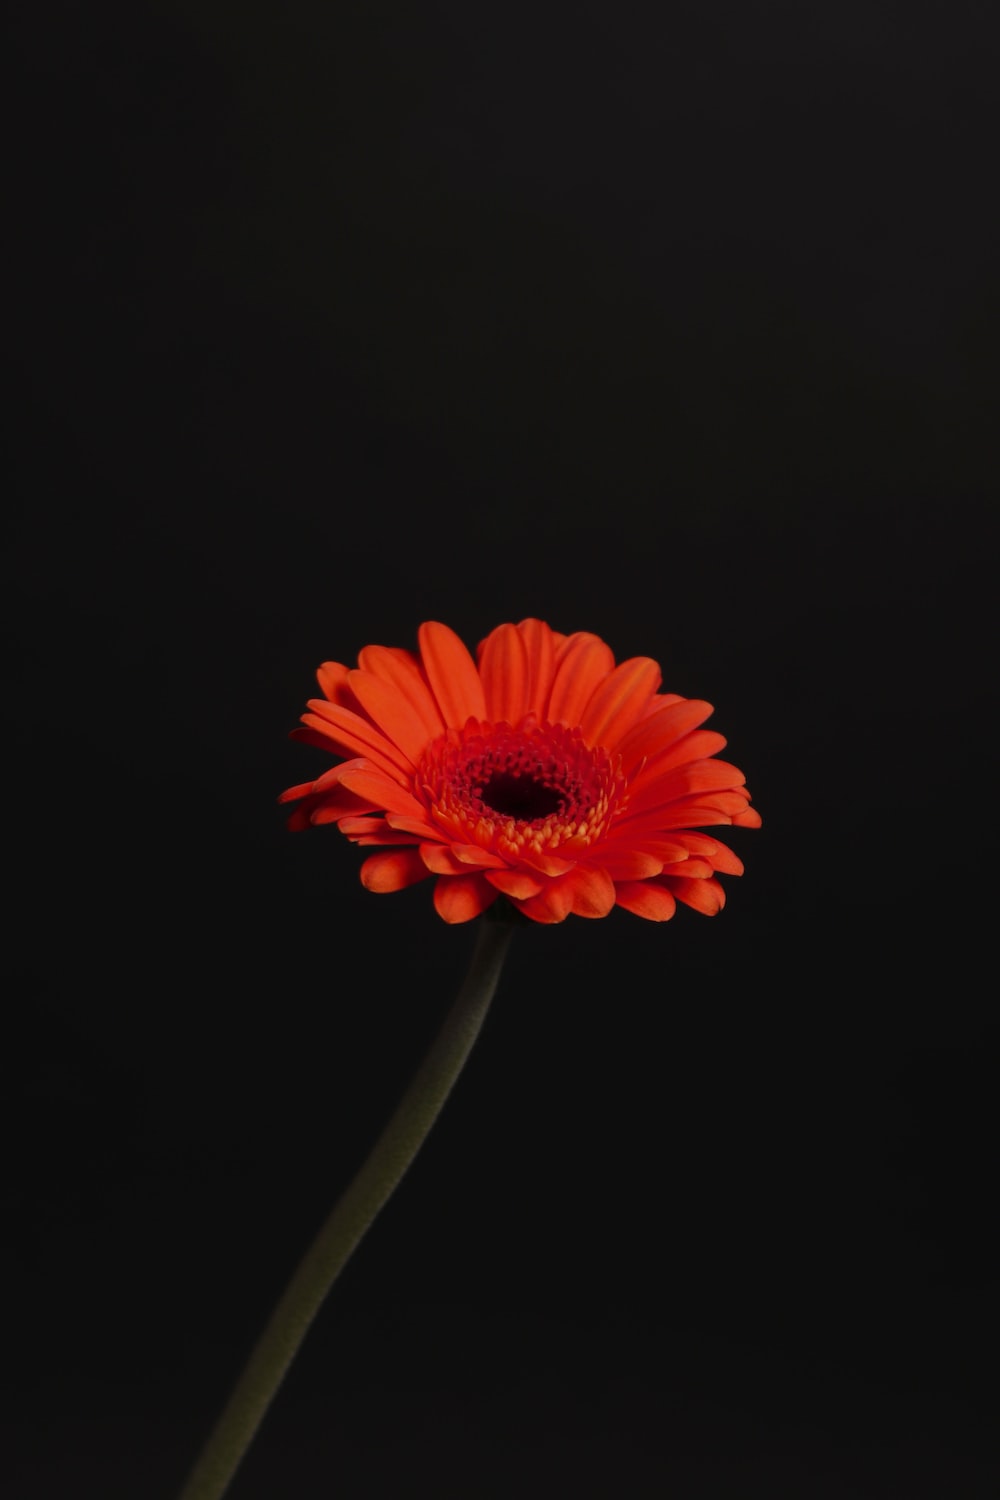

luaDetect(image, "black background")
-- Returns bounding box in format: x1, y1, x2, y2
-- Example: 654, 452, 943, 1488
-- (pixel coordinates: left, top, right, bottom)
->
5, 3, 998, 1496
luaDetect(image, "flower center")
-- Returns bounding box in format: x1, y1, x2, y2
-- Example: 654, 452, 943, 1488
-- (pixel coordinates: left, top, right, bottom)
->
478, 769, 565, 821
417, 715, 625, 859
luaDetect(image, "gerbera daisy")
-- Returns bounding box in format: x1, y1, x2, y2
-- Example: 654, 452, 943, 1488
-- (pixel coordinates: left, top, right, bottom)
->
280, 619, 760, 924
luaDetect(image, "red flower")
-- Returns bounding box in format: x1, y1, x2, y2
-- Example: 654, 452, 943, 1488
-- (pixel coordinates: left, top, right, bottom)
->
280, 620, 760, 924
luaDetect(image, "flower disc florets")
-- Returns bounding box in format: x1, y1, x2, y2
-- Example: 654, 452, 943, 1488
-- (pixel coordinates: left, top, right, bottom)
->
419, 715, 626, 862
280, 618, 760, 924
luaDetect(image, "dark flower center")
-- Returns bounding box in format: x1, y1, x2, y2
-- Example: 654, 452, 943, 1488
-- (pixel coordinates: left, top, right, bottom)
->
478, 770, 564, 821
418, 715, 626, 858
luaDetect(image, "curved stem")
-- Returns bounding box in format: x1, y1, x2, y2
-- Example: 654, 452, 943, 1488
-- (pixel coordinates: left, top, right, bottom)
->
176, 917, 515, 1500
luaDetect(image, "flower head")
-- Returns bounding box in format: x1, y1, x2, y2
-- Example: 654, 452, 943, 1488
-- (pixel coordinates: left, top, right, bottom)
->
281, 620, 760, 924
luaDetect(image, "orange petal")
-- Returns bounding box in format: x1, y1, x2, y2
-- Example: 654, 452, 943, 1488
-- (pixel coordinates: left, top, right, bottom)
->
385, 811, 449, 841
642, 692, 685, 715
360, 849, 431, 892
711, 844, 744, 875
619, 759, 747, 822
515, 847, 578, 877
339, 817, 423, 846
512, 865, 615, 922
477, 618, 561, 716
309, 792, 381, 825
517, 618, 560, 713
280, 766, 379, 824
338, 765, 425, 818
733, 806, 762, 828
335, 816, 388, 835
616, 699, 715, 773
418, 621, 488, 727
514, 876, 577, 924
347, 669, 432, 765
284, 805, 315, 832
356, 645, 444, 741
671, 833, 745, 875
544, 633, 616, 727
659, 857, 714, 880
662, 875, 726, 915
418, 842, 506, 874
278, 779, 321, 805
636, 729, 729, 778
645, 796, 755, 830
433, 873, 499, 923
478, 622, 531, 724
578, 657, 662, 749
614, 882, 677, 921
591, 848, 665, 880
606, 834, 691, 864
316, 661, 356, 705
565, 866, 617, 918
449, 842, 508, 868
297, 757, 375, 797
419, 843, 475, 874
303, 700, 413, 780
485, 868, 546, 899
669, 832, 719, 854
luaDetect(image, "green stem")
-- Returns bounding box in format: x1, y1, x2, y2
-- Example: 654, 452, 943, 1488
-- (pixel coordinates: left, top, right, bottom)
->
176, 916, 515, 1500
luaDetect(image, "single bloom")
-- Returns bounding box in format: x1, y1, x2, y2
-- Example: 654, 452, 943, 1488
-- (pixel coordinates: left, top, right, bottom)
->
280, 619, 761, 925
